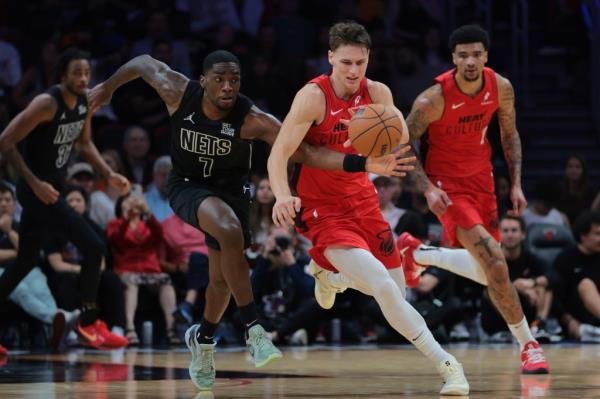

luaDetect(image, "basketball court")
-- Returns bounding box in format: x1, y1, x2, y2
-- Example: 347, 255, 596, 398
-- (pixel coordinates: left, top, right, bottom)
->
0, 344, 598, 398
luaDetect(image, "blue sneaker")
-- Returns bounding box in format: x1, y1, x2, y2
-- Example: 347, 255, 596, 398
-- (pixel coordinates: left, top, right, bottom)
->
246, 325, 282, 368
185, 324, 216, 390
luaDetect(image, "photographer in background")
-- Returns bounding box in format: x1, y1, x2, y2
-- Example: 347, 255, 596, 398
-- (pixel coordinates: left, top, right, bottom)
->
251, 226, 315, 344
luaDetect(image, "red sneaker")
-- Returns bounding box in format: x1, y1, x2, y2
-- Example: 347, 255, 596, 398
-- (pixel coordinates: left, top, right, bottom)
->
0, 343, 7, 356
77, 320, 107, 349
96, 320, 129, 349
521, 341, 550, 374
397, 232, 426, 288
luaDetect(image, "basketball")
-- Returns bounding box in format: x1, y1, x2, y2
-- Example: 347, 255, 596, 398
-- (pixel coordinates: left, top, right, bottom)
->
348, 104, 408, 157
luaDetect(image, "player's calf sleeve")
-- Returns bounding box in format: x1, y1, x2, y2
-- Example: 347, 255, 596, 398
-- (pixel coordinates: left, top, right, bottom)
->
414, 246, 489, 286
325, 248, 451, 364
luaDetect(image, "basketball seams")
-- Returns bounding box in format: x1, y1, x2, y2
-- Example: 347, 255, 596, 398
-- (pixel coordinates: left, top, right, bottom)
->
349, 105, 403, 156
350, 115, 401, 142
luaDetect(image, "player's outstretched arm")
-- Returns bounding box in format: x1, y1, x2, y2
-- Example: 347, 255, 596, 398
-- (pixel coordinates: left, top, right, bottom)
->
243, 105, 414, 177
88, 54, 189, 115
76, 114, 130, 195
496, 74, 526, 216
267, 85, 324, 227
0, 94, 59, 204
404, 84, 453, 216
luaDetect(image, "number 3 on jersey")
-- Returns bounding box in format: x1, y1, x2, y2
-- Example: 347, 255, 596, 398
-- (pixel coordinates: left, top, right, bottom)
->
198, 157, 214, 177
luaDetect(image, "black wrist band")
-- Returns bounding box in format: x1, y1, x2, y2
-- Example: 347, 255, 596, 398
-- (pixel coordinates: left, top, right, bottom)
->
343, 154, 367, 172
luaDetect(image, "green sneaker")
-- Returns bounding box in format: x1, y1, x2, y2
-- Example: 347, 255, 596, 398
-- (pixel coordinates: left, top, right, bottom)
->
185, 324, 216, 390
246, 324, 282, 368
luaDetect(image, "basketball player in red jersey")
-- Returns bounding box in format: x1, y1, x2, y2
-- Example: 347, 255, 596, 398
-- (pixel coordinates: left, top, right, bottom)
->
268, 21, 469, 395
395, 25, 550, 374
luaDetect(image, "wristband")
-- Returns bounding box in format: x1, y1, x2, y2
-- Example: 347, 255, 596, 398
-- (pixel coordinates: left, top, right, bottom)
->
343, 154, 367, 172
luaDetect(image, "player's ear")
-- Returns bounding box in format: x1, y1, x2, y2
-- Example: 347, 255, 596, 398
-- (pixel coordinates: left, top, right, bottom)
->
328, 50, 334, 66
199, 74, 206, 88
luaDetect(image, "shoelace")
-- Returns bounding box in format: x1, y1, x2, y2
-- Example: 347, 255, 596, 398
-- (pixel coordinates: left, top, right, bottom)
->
526, 348, 546, 364
200, 348, 214, 371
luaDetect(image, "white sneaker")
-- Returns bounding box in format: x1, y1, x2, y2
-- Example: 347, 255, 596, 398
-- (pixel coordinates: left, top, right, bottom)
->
437, 357, 470, 396
580, 323, 600, 342
308, 260, 345, 309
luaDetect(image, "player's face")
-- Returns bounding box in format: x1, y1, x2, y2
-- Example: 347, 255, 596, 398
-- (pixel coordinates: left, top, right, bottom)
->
328, 45, 369, 93
0, 192, 15, 216
580, 224, 600, 253
62, 59, 91, 96
452, 43, 488, 82
66, 190, 86, 215
201, 62, 241, 111
500, 219, 525, 250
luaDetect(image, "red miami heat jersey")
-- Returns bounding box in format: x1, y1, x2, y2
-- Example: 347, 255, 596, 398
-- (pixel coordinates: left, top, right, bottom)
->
294, 74, 374, 205
425, 67, 499, 177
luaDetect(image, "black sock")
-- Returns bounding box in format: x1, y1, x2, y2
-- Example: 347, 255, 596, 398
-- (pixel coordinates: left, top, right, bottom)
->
79, 305, 99, 327
196, 319, 218, 344
238, 302, 259, 329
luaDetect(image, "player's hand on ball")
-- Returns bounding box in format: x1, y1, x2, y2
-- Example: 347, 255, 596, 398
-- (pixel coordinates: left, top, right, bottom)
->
424, 186, 453, 217
508, 185, 527, 216
32, 179, 59, 204
108, 172, 131, 195
88, 83, 113, 113
272, 195, 301, 228
365, 145, 416, 177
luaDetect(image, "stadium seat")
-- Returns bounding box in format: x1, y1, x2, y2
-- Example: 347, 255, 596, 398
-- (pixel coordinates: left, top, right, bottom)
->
524, 223, 575, 267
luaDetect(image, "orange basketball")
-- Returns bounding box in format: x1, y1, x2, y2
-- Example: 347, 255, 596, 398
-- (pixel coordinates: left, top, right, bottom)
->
348, 104, 408, 157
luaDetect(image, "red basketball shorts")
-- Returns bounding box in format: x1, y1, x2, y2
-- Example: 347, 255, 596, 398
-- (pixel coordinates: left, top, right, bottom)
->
428, 171, 501, 248
297, 190, 401, 272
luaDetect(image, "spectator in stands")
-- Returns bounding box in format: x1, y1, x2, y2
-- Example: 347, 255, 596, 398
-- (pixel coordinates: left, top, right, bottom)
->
558, 155, 599, 225
162, 213, 209, 327
0, 37, 22, 99
144, 156, 173, 222
67, 162, 114, 231
44, 186, 126, 340
0, 182, 75, 349
247, 176, 275, 260
130, 11, 192, 77
107, 192, 177, 345
373, 176, 406, 238
523, 179, 570, 228
251, 226, 316, 345
495, 174, 512, 218
121, 125, 153, 188
481, 216, 556, 342
555, 211, 600, 342
11, 40, 56, 110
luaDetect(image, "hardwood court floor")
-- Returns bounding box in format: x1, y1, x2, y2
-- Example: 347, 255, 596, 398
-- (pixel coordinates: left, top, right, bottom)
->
0, 344, 599, 398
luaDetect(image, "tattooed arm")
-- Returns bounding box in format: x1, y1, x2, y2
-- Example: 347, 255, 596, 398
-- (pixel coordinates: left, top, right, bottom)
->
496, 74, 527, 216
88, 55, 189, 115
404, 84, 449, 216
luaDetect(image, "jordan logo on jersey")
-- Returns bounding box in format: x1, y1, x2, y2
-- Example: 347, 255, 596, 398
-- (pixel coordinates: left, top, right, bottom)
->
184, 112, 195, 124
220, 123, 235, 137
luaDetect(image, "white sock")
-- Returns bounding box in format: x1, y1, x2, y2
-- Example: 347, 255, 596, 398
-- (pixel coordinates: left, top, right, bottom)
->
414, 246, 488, 286
508, 316, 535, 348
324, 248, 453, 365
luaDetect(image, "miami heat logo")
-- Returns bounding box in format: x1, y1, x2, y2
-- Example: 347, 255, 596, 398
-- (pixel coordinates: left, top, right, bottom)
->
376, 228, 395, 256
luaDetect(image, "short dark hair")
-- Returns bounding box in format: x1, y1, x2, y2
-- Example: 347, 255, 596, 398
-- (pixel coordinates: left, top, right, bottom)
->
449, 24, 490, 52
329, 21, 372, 51
63, 185, 88, 204
202, 50, 240, 74
0, 181, 15, 199
572, 210, 600, 242
55, 47, 90, 82
501, 215, 526, 233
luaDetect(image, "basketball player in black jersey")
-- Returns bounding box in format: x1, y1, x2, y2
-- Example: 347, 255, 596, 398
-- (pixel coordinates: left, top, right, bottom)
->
0, 48, 130, 350
88, 50, 414, 390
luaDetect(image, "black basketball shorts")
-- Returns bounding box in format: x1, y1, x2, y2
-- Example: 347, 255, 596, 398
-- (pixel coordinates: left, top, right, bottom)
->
167, 172, 252, 250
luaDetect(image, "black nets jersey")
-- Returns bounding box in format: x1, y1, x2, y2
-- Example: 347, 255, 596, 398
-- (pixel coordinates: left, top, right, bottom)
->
21, 85, 87, 190
169, 80, 253, 193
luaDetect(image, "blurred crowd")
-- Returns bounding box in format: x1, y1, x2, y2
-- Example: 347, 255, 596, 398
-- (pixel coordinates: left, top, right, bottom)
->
0, 0, 598, 349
